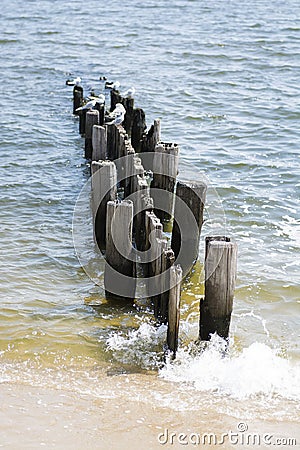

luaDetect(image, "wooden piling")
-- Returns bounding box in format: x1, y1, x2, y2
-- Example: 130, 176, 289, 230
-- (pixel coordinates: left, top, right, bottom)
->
144, 211, 163, 279
73, 85, 83, 115
85, 110, 100, 160
94, 103, 105, 126
199, 237, 237, 341
151, 142, 179, 221
91, 160, 117, 253
141, 119, 161, 154
160, 249, 175, 324
133, 175, 151, 251
135, 194, 154, 252
92, 125, 107, 161
79, 109, 87, 136
106, 124, 119, 161
131, 108, 147, 152
167, 264, 182, 358
110, 89, 122, 112
110, 90, 135, 136
104, 200, 136, 301
171, 181, 207, 275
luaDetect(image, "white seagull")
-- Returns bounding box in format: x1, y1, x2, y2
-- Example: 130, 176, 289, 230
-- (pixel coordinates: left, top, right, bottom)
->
75, 99, 96, 112
87, 93, 105, 105
106, 110, 125, 126
66, 76, 81, 86
121, 86, 135, 98
105, 80, 120, 90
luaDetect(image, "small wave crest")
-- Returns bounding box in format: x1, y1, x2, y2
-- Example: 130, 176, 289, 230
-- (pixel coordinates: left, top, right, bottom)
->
106, 324, 300, 401
160, 334, 300, 401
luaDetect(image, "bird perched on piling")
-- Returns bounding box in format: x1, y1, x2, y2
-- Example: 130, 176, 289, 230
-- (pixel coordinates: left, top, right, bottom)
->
111, 103, 126, 116
105, 80, 120, 90
75, 99, 97, 112
87, 93, 105, 105
66, 76, 81, 86
112, 111, 125, 126
121, 87, 135, 98
105, 103, 126, 125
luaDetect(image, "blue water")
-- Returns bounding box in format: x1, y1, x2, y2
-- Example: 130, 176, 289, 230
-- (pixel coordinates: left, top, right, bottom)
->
0, 0, 299, 424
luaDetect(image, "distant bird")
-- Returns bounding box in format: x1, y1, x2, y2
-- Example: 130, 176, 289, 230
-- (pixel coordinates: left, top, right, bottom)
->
75, 99, 96, 112
121, 87, 135, 98
87, 94, 105, 105
66, 76, 81, 86
105, 80, 120, 90
99, 76, 107, 81
112, 103, 126, 115
106, 110, 125, 126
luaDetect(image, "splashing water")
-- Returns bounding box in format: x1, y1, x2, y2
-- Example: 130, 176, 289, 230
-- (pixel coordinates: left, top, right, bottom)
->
106, 324, 300, 402
160, 334, 300, 401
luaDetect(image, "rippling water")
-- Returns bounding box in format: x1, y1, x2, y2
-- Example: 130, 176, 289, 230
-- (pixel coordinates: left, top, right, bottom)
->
1, 0, 299, 441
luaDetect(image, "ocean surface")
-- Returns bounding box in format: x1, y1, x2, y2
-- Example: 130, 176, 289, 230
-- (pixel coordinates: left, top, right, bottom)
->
1, 0, 300, 447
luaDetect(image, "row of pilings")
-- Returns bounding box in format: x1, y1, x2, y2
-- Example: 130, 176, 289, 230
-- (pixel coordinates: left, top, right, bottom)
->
69, 79, 237, 358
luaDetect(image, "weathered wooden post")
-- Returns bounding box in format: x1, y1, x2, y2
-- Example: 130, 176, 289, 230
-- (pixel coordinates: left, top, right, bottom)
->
110, 89, 122, 111
91, 160, 117, 252
94, 103, 105, 126
167, 264, 182, 358
199, 237, 237, 341
110, 90, 134, 136
171, 181, 207, 275
141, 119, 161, 154
131, 108, 147, 152
123, 146, 135, 198
160, 249, 175, 324
79, 109, 87, 136
73, 85, 83, 115
134, 189, 153, 252
92, 125, 107, 161
123, 98, 134, 136
151, 142, 179, 221
106, 124, 119, 161
104, 200, 136, 301
85, 110, 100, 160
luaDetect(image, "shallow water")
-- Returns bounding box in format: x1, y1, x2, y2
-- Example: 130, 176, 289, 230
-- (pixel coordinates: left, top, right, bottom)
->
1, 0, 300, 447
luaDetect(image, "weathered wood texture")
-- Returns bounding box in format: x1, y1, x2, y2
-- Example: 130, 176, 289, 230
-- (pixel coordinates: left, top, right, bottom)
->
110, 90, 135, 136
141, 119, 161, 153
131, 108, 147, 152
199, 237, 237, 341
151, 142, 179, 221
73, 85, 83, 115
135, 194, 153, 252
94, 103, 105, 126
167, 264, 182, 358
106, 123, 127, 162
159, 249, 175, 324
104, 200, 136, 301
91, 160, 117, 253
171, 181, 207, 275
144, 211, 163, 279
92, 125, 107, 161
79, 109, 87, 136
110, 89, 122, 111
85, 110, 99, 160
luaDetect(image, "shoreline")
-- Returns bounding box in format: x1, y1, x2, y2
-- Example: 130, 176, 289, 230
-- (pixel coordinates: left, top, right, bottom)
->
0, 382, 299, 450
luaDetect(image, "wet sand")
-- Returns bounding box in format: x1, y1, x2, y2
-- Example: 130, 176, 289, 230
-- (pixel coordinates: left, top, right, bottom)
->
0, 383, 299, 450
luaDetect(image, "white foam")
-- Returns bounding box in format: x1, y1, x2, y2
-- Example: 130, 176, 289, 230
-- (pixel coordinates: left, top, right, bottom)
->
160, 334, 300, 401
106, 324, 300, 402
106, 322, 167, 369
